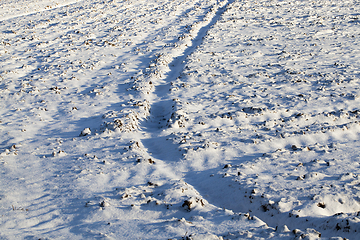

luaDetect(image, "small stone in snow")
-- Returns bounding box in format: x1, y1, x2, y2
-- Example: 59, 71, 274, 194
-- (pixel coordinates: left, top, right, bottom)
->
317, 202, 326, 208
100, 200, 110, 207
53, 150, 66, 157
80, 128, 91, 136
223, 164, 232, 168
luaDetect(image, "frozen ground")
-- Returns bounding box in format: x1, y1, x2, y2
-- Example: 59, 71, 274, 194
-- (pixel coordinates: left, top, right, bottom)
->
1, 0, 360, 239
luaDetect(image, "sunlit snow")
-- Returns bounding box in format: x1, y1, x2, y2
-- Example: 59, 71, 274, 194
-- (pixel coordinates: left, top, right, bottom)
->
1, 0, 360, 239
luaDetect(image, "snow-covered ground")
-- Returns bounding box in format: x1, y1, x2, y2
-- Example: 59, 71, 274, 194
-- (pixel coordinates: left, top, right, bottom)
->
1, 0, 360, 239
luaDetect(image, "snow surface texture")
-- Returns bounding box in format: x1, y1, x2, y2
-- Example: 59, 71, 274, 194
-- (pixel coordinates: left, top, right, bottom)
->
1, 0, 360, 239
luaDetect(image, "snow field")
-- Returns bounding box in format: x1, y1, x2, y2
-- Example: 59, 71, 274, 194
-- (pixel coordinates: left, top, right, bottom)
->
1, 0, 360, 239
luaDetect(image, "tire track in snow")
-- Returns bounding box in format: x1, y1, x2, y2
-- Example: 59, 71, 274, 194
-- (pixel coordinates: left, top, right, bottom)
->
136, 1, 237, 178
94, 0, 235, 183
103, 0, 237, 179
100, 1, 225, 134
102, 0, 233, 135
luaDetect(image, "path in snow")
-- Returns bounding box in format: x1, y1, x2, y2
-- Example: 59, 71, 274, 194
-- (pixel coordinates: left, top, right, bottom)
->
140, 0, 235, 170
